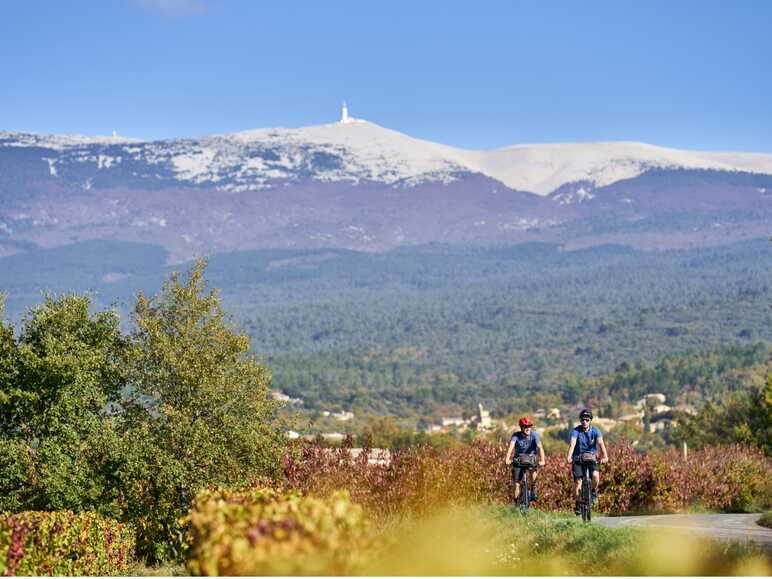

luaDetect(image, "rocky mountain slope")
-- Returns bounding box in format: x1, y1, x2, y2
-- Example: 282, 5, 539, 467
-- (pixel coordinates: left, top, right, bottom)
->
1, 120, 771, 261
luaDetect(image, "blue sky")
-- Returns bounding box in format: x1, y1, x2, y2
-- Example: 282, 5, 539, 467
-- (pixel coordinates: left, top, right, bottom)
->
1, 0, 770, 151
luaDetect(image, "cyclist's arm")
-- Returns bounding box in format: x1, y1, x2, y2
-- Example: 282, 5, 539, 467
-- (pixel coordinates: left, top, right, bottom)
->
598, 436, 609, 463
505, 440, 516, 465
537, 440, 545, 466
566, 437, 577, 464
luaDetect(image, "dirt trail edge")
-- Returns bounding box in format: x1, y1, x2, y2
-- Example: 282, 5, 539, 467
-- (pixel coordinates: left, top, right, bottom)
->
595, 513, 772, 546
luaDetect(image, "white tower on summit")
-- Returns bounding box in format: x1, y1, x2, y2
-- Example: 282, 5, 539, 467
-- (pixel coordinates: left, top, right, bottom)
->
340, 101, 365, 124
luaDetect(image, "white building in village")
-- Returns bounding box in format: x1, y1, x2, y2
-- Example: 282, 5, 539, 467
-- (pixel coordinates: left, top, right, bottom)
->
271, 390, 303, 405
635, 393, 667, 409
441, 416, 466, 428
475, 403, 493, 431
333, 410, 355, 422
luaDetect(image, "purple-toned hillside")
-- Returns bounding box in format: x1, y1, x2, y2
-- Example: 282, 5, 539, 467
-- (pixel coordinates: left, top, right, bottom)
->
1, 123, 771, 261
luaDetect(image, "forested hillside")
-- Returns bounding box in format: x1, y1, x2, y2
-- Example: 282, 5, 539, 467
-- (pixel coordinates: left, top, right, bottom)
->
214, 239, 771, 418
0, 238, 769, 421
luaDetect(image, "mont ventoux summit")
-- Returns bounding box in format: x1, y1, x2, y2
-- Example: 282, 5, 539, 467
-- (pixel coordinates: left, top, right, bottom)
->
1, 103, 772, 264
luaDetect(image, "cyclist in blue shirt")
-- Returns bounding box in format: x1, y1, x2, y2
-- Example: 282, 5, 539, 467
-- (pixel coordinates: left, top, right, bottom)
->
505, 416, 545, 502
566, 409, 608, 515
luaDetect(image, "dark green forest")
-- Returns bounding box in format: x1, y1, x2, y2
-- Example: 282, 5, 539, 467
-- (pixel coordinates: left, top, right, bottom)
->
221, 240, 771, 419
0, 238, 770, 421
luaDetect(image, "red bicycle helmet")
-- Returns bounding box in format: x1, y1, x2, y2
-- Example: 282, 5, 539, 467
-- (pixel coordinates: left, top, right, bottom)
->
518, 416, 534, 428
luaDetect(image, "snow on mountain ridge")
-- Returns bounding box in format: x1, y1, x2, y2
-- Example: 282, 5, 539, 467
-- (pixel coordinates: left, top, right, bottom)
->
3, 123, 772, 195
0, 130, 140, 149
109, 121, 473, 191
214, 123, 772, 194
462, 141, 731, 194
221, 121, 472, 187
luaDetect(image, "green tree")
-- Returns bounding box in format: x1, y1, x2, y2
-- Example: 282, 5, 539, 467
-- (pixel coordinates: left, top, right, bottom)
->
0, 294, 20, 432
0, 294, 125, 514
119, 259, 285, 560
672, 371, 772, 455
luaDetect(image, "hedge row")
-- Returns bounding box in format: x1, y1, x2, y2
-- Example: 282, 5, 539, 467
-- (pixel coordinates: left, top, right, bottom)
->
284, 441, 772, 517
183, 493, 772, 577
185, 488, 372, 576
536, 442, 772, 513
0, 511, 134, 576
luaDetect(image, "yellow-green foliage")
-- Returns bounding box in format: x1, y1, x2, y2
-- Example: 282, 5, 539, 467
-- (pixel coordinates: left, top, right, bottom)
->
185, 488, 771, 576
0, 511, 134, 576
185, 488, 371, 575
363, 507, 771, 576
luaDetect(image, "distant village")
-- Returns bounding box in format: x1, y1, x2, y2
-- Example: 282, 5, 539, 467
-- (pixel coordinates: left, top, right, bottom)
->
273, 389, 696, 451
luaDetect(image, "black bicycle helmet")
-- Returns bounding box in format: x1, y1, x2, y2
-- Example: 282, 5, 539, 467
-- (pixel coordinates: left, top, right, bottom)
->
579, 409, 593, 420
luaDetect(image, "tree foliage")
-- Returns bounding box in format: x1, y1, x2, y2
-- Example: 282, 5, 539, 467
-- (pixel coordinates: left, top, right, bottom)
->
211, 240, 772, 419
0, 294, 125, 514
672, 373, 772, 455
119, 259, 284, 560
0, 262, 285, 562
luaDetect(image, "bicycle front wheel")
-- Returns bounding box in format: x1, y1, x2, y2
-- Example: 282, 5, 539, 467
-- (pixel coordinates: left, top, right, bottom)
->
520, 473, 530, 511
582, 471, 592, 522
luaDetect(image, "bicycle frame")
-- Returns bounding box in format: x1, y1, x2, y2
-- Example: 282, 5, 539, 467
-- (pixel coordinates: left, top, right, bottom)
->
514, 461, 537, 512
576, 459, 596, 522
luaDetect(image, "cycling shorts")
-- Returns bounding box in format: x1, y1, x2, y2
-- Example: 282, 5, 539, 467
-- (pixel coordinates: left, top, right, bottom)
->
572, 460, 598, 481
512, 455, 537, 481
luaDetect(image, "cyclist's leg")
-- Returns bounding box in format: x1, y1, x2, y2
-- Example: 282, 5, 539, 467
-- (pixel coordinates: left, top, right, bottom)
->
528, 467, 538, 500
592, 467, 600, 490
512, 466, 524, 500
573, 464, 582, 499
572, 462, 582, 514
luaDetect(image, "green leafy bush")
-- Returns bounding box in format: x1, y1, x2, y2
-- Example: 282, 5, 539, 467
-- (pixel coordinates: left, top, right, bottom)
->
185, 488, 371, 575
0, 511, 134, 576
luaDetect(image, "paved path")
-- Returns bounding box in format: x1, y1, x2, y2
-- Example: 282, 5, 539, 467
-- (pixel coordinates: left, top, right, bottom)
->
595, 513, 772, 546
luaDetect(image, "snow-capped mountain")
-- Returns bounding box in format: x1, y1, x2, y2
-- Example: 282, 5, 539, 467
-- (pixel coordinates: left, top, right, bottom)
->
465, 141, 772, 195
1, 119, 771, 261
5, 121, 772, 195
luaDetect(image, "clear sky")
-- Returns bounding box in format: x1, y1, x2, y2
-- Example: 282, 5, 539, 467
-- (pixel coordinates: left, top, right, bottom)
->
1, 0, 770, 151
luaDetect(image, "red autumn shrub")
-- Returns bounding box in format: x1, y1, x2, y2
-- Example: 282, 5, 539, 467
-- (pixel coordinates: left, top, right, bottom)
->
283, 440, 771, 517
284, 440, 501, 519
647, 444, 771, 512
0, 511, 134, 576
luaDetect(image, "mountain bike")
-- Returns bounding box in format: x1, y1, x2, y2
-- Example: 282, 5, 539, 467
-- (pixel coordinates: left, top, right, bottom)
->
513, 455, 538, 512
575, 453, 597, 522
